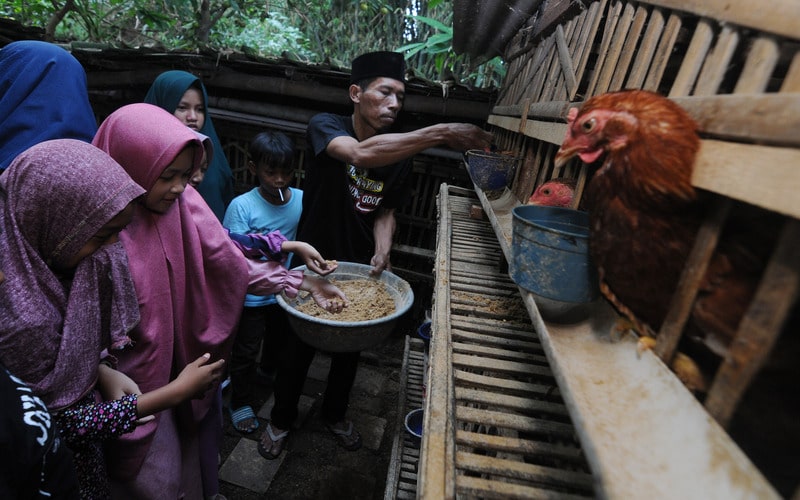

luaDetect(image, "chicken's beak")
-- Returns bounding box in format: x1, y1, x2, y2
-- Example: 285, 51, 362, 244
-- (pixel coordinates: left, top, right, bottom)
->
554, 145, 578, 169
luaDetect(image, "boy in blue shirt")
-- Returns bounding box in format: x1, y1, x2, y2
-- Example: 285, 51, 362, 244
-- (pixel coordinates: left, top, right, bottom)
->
223, 131, 302, 434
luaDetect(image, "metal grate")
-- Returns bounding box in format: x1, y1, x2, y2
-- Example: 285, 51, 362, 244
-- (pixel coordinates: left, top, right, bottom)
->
419, 185, 595, 499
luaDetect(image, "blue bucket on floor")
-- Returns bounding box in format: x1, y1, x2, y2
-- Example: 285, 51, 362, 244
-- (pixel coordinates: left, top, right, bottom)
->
404, 408, 423, 446
510, 206, 598, 320
416, 321, 431, 346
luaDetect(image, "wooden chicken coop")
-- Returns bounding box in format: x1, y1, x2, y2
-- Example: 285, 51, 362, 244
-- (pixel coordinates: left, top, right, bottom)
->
400, 1, 800, 499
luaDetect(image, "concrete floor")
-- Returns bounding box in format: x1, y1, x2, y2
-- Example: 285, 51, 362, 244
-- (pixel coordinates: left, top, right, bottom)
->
218, 333, 406, 499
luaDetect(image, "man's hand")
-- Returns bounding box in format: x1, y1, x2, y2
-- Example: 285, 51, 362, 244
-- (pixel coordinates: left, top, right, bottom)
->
442, 123, 493, 152
369, 252, 391, 277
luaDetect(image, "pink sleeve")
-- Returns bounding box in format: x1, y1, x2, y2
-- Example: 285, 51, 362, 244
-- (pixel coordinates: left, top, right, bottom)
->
245, 258, 304, 297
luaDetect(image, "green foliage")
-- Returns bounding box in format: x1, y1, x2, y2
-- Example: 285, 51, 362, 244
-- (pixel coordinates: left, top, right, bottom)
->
398, 13, 505, 89
211, 11, 314, 60
1, 0, 52, 26
1, 0, 504, 88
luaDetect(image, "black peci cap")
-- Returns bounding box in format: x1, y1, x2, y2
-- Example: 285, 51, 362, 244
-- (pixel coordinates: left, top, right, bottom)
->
350, 51, 406, 84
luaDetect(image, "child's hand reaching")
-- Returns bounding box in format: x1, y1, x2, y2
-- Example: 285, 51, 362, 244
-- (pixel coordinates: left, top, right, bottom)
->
300, 275, 349, 313
97, 363, 156, 425
281, 240, 338, 276
98, 362, 142, 400
173, 353, 226, 400
135, 353, 225, 419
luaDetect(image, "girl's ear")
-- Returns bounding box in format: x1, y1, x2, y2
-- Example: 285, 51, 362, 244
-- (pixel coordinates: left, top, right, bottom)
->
247, 160, 258, 176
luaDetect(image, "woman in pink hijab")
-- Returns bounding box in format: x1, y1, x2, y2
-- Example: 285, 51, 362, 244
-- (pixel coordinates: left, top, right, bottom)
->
93, 103, 345, 498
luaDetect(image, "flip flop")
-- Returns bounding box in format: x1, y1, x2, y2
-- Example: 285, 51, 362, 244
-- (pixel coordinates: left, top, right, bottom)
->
228, 405, 259, 434
258, 422, 289, 460
326, 420, 362, 451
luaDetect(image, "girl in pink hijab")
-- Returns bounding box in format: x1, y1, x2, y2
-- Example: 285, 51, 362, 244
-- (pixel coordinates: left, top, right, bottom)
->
93, 103, 345, 498
0, 139, 224, 498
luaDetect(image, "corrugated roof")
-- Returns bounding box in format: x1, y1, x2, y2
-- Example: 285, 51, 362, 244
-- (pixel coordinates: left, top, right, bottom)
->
452, 0, 544, 62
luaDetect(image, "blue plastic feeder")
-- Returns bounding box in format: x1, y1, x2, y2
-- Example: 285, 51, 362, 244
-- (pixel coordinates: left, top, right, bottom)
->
464, 150, 519, 191
510, 205, 598, 322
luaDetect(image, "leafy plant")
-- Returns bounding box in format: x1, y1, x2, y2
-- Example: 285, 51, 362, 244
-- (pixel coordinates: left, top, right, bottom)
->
1, 0, 504, 88
212, 10, 313, 60
397, 12, 505, 88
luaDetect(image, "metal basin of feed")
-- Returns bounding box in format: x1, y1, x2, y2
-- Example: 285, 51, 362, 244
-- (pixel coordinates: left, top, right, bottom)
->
277, 262, 414, 352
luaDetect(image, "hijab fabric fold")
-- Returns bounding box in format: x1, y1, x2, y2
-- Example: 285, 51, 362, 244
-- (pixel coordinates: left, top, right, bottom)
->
144, 70, 234, 220
0, 139, 144, 410
0, 41, 98, 170
92, 103, 249, 477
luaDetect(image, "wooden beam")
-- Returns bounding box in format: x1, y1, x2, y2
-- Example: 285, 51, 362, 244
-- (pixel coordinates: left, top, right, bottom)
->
635, 0, 800, 40
491, 94, 800, 146
705, 219, 800, 427
531, 0, 587, 40
693, 140, 800, 219
417, 183, 456, 500
673, 94, 800, 146
656, 198, 732, 362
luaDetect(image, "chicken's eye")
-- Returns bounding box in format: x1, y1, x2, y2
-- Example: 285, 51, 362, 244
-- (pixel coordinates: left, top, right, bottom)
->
582, 118, 596, 132
542, 188, 552, 195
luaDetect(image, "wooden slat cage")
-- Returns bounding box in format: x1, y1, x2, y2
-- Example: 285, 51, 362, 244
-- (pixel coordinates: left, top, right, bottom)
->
424, 0, 799, 497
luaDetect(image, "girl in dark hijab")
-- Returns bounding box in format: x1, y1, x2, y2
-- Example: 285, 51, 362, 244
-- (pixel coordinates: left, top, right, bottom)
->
144, 70, 235, 221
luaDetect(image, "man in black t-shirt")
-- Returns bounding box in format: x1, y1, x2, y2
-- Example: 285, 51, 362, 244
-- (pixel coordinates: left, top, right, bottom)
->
259, 51, 493, 459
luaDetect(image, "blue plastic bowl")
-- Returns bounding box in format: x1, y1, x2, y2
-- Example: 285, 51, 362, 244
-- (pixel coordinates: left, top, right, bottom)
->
404, 408, 423, 443
464, 149, 519, 191
416, 321, 431, 345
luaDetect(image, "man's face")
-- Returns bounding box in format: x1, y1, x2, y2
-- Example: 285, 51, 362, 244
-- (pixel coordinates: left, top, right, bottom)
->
355, 77, 405, 133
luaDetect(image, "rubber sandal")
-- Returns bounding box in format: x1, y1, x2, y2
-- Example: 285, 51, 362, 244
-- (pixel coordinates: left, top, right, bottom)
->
228, 405, 259, 434
326, 420, 362, 451
257, 422, 289, 460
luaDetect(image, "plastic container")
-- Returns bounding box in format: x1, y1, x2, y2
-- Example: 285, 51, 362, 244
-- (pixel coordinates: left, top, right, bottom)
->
464, 149, 520, 191
510, 205, 598, 322
416, 320, 431, 346
404, 408, 424, 446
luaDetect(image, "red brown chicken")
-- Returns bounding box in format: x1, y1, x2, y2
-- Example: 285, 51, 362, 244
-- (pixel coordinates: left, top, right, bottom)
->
554, 90, 769, 392
527, 178, 577, 208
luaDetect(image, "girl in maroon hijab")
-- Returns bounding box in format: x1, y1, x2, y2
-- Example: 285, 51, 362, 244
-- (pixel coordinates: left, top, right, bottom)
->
93, 103, 345, 498
0, 139, 222, 497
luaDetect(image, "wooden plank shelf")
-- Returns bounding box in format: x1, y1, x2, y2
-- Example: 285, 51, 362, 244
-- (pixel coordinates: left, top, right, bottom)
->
470, 184, 780, 499
419, 185, 595, 500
